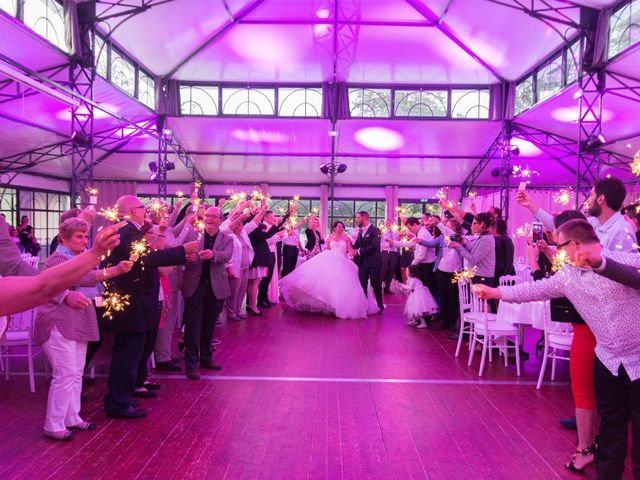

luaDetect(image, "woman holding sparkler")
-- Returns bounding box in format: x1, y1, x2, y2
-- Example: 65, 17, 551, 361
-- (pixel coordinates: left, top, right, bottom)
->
35, 218, 134, 441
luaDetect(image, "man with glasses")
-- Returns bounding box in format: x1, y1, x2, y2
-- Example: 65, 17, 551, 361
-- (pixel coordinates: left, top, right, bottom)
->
103, 196, 199, 419
181, 206, 234, 380
475, 219, 640, 480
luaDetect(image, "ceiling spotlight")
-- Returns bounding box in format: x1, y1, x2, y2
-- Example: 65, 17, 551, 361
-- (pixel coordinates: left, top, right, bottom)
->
149, 161, 158, 181
329, 130, 337, 137
491, 168, 501, 177
166, 161, 175, 171
320, 163, 330, 175
71, 131, 91, 147
319, 162, 348, 176
509, 145, 520, 156
582, 134, 606, 152
336, 163, 347, 173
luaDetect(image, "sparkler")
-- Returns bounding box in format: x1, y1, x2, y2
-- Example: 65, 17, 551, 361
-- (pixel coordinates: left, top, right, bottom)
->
553, 188, 573, 206
86, 187, 99, 205
395, 206, 407, 216
452, 267, 477, 284
552, 249, 573, 272
514, 223, 533, 238
631, 150, 640, 176
146, 199, 169, 219
436, 188, 448, 200
292, 194, 300, 202
468, 191, 478, 199
129, 238, 149, 262
176, 190, 184, 198
102, 290, 131, 320
512, 164, 539, 182
98, 206, 120, 222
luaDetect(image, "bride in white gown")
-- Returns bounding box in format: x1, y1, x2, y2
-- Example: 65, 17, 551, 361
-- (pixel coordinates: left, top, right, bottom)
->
280, 221, 378, 319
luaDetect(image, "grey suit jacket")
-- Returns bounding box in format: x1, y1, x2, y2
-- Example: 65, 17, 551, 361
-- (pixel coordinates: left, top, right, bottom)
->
0, 216, 38, 277
182, 228, 234, 300
597, 256, 640, 290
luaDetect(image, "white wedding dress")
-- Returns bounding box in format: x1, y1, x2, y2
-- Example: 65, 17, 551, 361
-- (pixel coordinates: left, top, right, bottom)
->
280, 237, 378, 319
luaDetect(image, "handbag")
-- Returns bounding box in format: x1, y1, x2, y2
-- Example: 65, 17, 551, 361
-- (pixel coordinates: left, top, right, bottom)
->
549, 297, 585, 324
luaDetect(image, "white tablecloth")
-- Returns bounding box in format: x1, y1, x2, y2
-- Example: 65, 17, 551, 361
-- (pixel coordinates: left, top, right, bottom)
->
497, 300, 549, 330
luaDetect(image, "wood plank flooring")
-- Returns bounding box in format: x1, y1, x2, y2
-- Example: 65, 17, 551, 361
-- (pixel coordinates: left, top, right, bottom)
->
0, 294, 631, 479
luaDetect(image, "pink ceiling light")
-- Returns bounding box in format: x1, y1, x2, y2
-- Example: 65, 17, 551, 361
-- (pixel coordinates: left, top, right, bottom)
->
232, 128, 289, 144
354, 127, 405, 151
56, 104, 118, 121
551, 106, 614, 123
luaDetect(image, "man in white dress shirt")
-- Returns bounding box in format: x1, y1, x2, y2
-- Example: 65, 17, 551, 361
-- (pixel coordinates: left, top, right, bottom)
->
380, 220, 399, 293
476, 219, 640, 480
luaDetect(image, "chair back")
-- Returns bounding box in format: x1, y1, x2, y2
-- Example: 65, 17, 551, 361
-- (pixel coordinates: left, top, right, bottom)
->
499, 275, 522, 287
1, 309, 34, 342
457, 278, 472, 317
543, 306, 573, 336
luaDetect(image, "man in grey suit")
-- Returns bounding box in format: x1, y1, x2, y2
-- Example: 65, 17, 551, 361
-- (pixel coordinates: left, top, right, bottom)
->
182, 206, 233, 380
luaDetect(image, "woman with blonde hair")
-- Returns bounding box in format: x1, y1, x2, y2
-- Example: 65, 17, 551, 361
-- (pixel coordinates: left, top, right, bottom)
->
35, 218, 133, 441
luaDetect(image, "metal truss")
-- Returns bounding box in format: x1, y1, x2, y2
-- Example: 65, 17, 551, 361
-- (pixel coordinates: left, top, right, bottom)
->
499, 122, 515, 221
0, 63, 70, 105
461, 130, 504, 198
604, 70, 640, 105
485, 0, 581, 32
96, 0, 176, 22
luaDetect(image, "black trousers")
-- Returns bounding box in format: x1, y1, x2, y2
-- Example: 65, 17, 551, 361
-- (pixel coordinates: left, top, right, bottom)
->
136, 323, 159, 388
381, 251, 398, 290
594, 357, 640, 480
258, 252, 276, 303
281, 245, 299, 278
184, 281, 224, 371
104, 332, 146, 414
472, 275, 496, 312
358, 264, 383, 309
419, 263, 437, 297
436, 270, 459, 329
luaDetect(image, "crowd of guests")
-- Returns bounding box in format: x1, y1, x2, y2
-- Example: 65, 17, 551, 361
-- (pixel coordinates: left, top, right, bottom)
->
0, 176, 639, 479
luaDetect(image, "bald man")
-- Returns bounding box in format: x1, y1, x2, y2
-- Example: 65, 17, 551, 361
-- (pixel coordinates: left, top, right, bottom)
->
181, 206, 234, 379
102, 195, 199, 418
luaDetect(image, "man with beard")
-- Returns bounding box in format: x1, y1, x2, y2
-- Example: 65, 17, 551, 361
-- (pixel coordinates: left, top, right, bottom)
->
517, 176, 636, 253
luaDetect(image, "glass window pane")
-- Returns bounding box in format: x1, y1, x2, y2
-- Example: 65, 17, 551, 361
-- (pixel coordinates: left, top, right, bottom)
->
0, 0, 17, 16
180, 86, 218, 115
23, 0, 67, 51
394, 90, 447, 117
515, 77, 534, 115
138, 72, 155, 109
111, 49, 136, 96
565, 41, 580, 85
95, 35, 108, 79
278, 87, 322, 117
536, 55, 563, 102
608, 0, 640, 59
222, 87, 275, 115
348, 88, 391, 118
451, 89, 490, 119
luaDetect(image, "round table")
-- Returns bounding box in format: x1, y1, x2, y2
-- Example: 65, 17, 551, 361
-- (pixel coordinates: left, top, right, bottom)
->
497, 300, 549, 330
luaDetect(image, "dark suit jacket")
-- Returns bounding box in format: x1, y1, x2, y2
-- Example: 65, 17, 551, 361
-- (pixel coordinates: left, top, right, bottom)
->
0, 216, 37, 277
353, 225, 382, 268
249, 218, 287, 268
494, 235, 515, 279
304, 228, 324, 252
598, 256, 640, 289
102, 222, 186, 334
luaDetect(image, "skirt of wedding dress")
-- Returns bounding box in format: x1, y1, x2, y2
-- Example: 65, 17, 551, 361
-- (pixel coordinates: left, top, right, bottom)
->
279, 250, 379, 319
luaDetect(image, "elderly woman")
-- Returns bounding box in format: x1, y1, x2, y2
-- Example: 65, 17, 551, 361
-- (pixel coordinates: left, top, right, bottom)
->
35, 218, 132, 441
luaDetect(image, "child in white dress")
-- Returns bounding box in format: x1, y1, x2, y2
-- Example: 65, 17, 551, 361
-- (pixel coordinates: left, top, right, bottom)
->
400, 264, 439, 328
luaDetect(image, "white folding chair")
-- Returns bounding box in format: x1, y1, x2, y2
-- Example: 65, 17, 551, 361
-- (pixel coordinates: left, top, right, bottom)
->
467, 290, 521, 377
0, 309, 45, 393
455, 279, 498, 357
536, 311, 573, 389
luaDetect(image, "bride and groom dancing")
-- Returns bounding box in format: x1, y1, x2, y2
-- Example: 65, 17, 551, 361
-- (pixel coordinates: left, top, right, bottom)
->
280, 211, 385, 319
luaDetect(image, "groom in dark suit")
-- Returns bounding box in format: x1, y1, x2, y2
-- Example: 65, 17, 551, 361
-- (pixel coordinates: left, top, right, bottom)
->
353, 211, 384, 312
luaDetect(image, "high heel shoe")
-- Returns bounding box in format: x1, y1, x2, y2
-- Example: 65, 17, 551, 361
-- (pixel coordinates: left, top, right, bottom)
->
565, 444, 596, 472
247, 307, 262, 316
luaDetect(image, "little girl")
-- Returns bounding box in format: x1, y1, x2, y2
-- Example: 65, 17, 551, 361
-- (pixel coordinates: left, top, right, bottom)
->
400, 264, 439, 328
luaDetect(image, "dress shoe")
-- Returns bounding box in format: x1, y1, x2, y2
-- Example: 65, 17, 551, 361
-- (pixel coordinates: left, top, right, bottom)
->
43, 429, 74, 441
247, 307, 262, 316
200, 360, 222, 371
237, 312, 247, 319
132, 389, 157, 399
448, 333, 460, 340
227, 314, 241, 321
560, 416, 577, 430
68, 421, 96, 431
155, 361, 181, 372
212, 337, 221, 346
143, 382, 161, 391
185, 370, 200, 380
257, 301, 271, 309
107, 406, 147, 419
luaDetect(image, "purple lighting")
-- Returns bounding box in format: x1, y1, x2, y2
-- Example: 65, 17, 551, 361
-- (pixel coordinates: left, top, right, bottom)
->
511, 137, 542, 157
354, 127, 405, 152
551, 106, 614, 124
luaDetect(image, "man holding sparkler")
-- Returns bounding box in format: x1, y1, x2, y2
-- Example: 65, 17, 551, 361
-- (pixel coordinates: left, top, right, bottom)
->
474, 219, 640, 480
181, 206, 234, 380
102, 196, 199, 419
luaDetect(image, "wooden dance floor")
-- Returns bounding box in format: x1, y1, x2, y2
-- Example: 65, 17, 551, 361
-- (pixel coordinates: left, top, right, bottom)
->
0, 295, 626, 479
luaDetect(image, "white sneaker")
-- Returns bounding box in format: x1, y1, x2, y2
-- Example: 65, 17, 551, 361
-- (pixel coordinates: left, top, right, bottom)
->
415, 321, 428, 329
407, 319, 419, 326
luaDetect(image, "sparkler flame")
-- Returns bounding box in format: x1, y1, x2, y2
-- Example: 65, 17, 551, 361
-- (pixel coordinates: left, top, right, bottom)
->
176, 190, 184, 198
631, 150, 640, 176
514, 223, 533, 238
86, 187, 98, 196
452, 267, 477, 284
102, 291, 131, 320
129, 239, 149, 261
552, 249, 573, 272
98, 207, 120, 222
553, 188, 573, 206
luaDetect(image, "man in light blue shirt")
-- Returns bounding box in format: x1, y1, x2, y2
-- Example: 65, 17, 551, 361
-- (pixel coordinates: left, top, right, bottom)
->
517, 176, 637, 253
